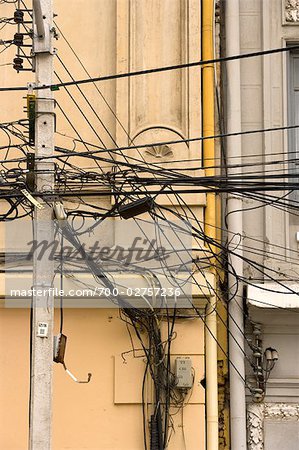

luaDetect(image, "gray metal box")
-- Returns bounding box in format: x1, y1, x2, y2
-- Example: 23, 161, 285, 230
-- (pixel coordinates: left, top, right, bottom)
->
175, 357, 193, 389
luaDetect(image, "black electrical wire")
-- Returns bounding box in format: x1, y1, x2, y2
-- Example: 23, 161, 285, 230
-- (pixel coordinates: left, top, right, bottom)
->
1, 44, 299, 92
3, 11, 299, 446
36, 123, 299, 163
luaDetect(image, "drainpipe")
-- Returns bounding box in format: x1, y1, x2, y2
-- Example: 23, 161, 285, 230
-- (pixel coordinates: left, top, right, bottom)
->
202, 1, 219, 449
225, 1, 247, 449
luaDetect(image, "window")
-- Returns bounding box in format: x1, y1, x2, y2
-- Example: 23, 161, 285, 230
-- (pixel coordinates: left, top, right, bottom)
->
288, 51, 299, 164
288, 50, 299, 247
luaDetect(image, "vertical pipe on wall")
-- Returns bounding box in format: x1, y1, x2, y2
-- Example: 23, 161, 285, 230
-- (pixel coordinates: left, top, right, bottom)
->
225, 1, 247, 449
202, 1, 219, 449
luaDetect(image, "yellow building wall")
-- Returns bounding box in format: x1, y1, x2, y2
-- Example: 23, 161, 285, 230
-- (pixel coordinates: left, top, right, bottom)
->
0, 308, 205, 450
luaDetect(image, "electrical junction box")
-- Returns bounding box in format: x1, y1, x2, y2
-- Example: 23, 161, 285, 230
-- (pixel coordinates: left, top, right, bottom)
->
53, 334, 67, 364
175, 356, 193, 389
37, 322, 48, 338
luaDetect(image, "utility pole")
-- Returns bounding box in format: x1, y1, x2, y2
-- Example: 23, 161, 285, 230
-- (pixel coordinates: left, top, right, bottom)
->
29, 0, 55, 449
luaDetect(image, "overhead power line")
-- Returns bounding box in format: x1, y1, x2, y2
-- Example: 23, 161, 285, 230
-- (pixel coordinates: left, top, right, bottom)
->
0, 45, 299, 92
1, 120, 298, 167
35, 123, 299, 162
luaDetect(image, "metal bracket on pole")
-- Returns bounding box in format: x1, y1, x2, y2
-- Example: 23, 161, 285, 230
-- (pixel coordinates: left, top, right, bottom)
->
32, 0, 45, 38
20, 189, 44, 210
32, 0, 54, 54
27, 82, 36, 93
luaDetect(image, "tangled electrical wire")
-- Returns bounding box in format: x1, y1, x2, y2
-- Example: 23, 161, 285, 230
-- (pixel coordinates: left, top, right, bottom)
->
2, 100, 299, 450
2, 107, 299, 450
2, 4, 299, 447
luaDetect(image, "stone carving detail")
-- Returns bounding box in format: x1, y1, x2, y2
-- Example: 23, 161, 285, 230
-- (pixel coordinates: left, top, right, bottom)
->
285, 0, 299, 23
145, 145, 173, 159
247, 403, 265, 450
247, 403, 299, 450
264, 403, 299, 420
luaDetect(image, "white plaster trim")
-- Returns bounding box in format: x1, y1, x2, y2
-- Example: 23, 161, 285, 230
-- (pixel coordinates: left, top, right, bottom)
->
247, 403, 299, 449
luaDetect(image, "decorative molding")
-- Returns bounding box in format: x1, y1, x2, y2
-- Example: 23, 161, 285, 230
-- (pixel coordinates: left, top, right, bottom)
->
284, 0, 299, 23
247, 403, 299, 449
265, 379, 299, 400
264, 403, 299, 420
145, 145, 173, 159
116, 1, 202, 166
247, 403, 264, 450
129, 0, 189, 137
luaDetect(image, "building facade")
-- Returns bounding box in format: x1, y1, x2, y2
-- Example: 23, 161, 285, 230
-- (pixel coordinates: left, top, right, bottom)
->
0, 1, 223, 449
223, 1, 299, 449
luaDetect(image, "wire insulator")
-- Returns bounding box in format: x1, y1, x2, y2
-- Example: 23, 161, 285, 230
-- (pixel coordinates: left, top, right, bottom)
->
13, 33, 24, 46
13, 56, 23, 72
14, 10, 24, 24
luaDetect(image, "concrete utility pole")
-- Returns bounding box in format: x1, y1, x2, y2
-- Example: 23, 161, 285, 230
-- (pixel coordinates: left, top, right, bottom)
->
29, 1, 55, 449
